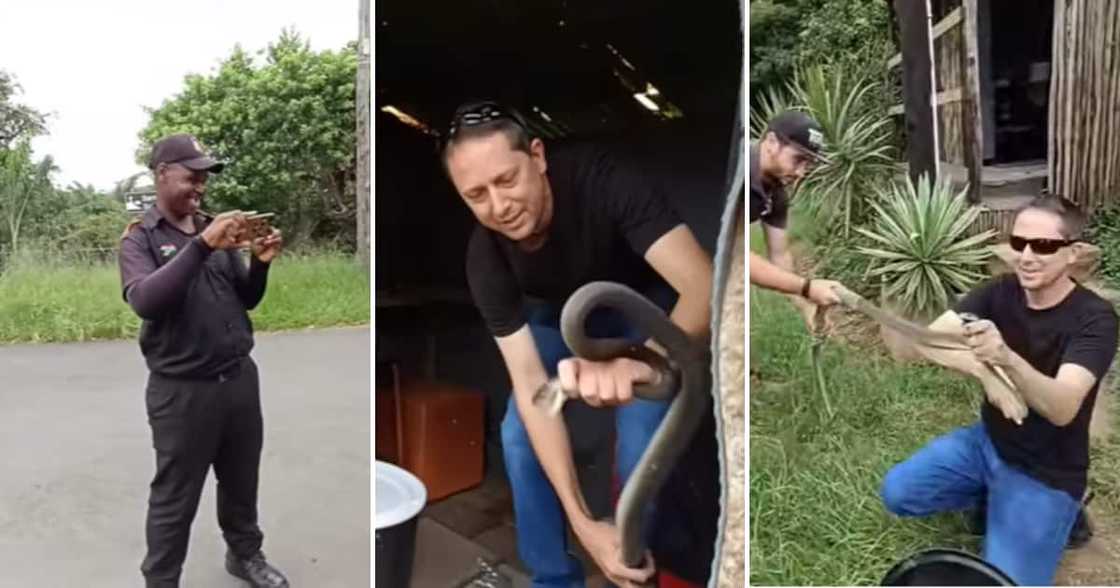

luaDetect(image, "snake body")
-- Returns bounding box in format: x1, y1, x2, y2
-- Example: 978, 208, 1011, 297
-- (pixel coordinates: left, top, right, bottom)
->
559, 281, 712, 567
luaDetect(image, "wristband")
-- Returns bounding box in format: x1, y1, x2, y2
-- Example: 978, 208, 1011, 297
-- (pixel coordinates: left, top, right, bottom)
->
800, 278, 812, 298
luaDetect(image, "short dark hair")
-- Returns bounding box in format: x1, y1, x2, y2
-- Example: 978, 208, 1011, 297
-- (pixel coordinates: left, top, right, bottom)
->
1015, 194, 1087, 240
440, 101, 534, 169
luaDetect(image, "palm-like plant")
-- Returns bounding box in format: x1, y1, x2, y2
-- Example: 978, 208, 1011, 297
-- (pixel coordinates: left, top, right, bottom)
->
0, 141, 56, 255
791, 66, 899, 237
856, 174, 996, 319
749, 86, 793, 142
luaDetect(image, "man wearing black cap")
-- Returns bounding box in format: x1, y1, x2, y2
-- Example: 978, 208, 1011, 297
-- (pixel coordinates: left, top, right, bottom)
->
119, 133, 288, 588
750, 110, 843, 318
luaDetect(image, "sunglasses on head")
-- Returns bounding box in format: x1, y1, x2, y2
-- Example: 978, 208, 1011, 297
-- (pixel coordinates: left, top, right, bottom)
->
446, 102, 527, 141
1009, 235, 1076, 255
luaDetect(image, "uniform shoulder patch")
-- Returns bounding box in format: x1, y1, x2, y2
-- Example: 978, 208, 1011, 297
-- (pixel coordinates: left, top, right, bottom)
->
120, 218, 143, 240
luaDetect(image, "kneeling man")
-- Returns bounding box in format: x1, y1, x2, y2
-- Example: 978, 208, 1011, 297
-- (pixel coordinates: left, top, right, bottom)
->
880, 195, 1118, 585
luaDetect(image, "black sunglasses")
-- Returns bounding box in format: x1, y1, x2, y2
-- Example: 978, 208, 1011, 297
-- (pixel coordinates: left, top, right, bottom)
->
446, 102, 527, 141
1009, 235, 1076, 255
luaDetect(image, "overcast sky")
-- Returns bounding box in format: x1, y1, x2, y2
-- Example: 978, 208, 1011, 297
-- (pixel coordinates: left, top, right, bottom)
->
2, 0, 359, 191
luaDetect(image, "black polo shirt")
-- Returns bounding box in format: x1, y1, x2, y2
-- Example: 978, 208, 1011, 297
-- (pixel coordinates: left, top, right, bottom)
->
119, 206, 270, 378
749, 142, 789, 228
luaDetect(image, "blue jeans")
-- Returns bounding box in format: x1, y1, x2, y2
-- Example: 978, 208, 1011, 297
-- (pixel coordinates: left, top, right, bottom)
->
881, 422, 1081, 585
501, 286, 675, 588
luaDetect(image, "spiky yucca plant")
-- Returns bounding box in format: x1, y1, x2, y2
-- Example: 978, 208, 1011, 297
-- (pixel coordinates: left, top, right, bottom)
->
749, 86, 794, 142
856, 174, 997, 319
791, 66, 898, 237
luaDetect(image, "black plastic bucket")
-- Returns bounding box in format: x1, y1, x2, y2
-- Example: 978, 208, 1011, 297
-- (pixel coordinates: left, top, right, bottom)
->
375, 461, 427, 587
881, 548, 1016, 586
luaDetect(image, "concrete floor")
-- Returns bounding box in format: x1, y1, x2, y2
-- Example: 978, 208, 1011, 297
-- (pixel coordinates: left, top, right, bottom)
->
0, 327, 370, 587
410, 472, 608, 588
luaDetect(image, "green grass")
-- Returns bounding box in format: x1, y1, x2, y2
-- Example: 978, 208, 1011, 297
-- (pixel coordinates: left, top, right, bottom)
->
750, 287, 980, 585
0, 251, 369, 344
749, 277, 1120, 585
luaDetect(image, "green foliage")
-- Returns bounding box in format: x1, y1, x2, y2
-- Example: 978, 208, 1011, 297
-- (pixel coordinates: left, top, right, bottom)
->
792, 67, 899, 236
0, 141, 56, 256
139, 29, 358, 248
856, 174, 996, 318
749, 0, 812, 104
748, 85, 794, 142
1084, 205, 1120, 288
20, 183, 130, 260
750, 0, 895, 107
0, 71, 48, 148
0, 142, 128, 265
795, 0, 894, 82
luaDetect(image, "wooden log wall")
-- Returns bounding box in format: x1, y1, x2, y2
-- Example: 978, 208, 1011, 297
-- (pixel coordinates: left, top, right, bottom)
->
937, 25, 966, 165
1049, 0, 1120, 212
969, 207, 1018, 239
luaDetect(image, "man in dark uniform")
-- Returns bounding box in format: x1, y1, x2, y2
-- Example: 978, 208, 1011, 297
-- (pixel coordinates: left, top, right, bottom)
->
443, 101, 713, 587
119, 134, 288, 588
749, 110, 842, 316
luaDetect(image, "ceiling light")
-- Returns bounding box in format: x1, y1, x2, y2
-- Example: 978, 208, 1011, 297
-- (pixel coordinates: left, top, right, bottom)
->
633, 94, 660, 112
380, 105, 434, 135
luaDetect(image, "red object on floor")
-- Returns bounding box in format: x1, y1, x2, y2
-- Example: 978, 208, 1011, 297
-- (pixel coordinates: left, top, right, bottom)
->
659, 570, 701, 588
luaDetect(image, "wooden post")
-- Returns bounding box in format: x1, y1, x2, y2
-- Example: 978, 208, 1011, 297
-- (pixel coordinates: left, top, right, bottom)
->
960, 0, 984, 203
894, 0, 938, 184
356, 0, 371, 269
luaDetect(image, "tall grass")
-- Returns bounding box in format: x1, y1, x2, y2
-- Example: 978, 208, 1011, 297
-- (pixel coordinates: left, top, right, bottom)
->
0, 248, 369, 344
750, 286, 980, 585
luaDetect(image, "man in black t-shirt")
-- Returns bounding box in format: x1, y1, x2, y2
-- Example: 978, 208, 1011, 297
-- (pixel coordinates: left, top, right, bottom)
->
880, 195, 1118, 585
442, 101, 713, 587
749, 111, 842, 318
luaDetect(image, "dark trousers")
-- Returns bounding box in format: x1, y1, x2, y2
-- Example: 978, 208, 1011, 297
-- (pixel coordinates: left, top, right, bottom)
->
141, 357, 265, 587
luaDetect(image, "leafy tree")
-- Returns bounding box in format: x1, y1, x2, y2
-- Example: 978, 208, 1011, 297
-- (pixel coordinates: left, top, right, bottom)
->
0, 71, 48, 148
138, 30, 358, 247
23, 182, 128, 258
750, 0, 894, 108
750, 0, 814, 105
795, 0, 893, 74
0, 142, 55, 255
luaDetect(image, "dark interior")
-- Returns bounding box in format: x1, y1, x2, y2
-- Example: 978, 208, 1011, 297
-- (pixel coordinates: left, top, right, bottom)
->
983, 0, 1054, 164
374, 0, 741, 579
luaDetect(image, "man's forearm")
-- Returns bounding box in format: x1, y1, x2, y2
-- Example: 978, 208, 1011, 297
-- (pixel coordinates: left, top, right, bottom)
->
771, 249, 795, 273
1004, 352, 1079, 425
749, 251, 805, 295
669, 279, 712, 343
771, 250, 810, 307
514, 391, 595, 528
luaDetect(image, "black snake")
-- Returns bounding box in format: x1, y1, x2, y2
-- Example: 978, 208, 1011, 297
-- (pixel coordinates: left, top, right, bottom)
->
537, 281, 712, 568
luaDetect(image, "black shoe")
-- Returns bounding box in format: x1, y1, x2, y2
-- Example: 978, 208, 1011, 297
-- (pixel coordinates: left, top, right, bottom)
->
966, 496, 987, 536
225, 551, 289, 588
1067, 507, 1093, 550
966, 506, 986, 536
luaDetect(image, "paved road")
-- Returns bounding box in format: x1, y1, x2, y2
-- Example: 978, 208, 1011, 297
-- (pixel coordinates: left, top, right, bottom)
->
0, 327, 370, 587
